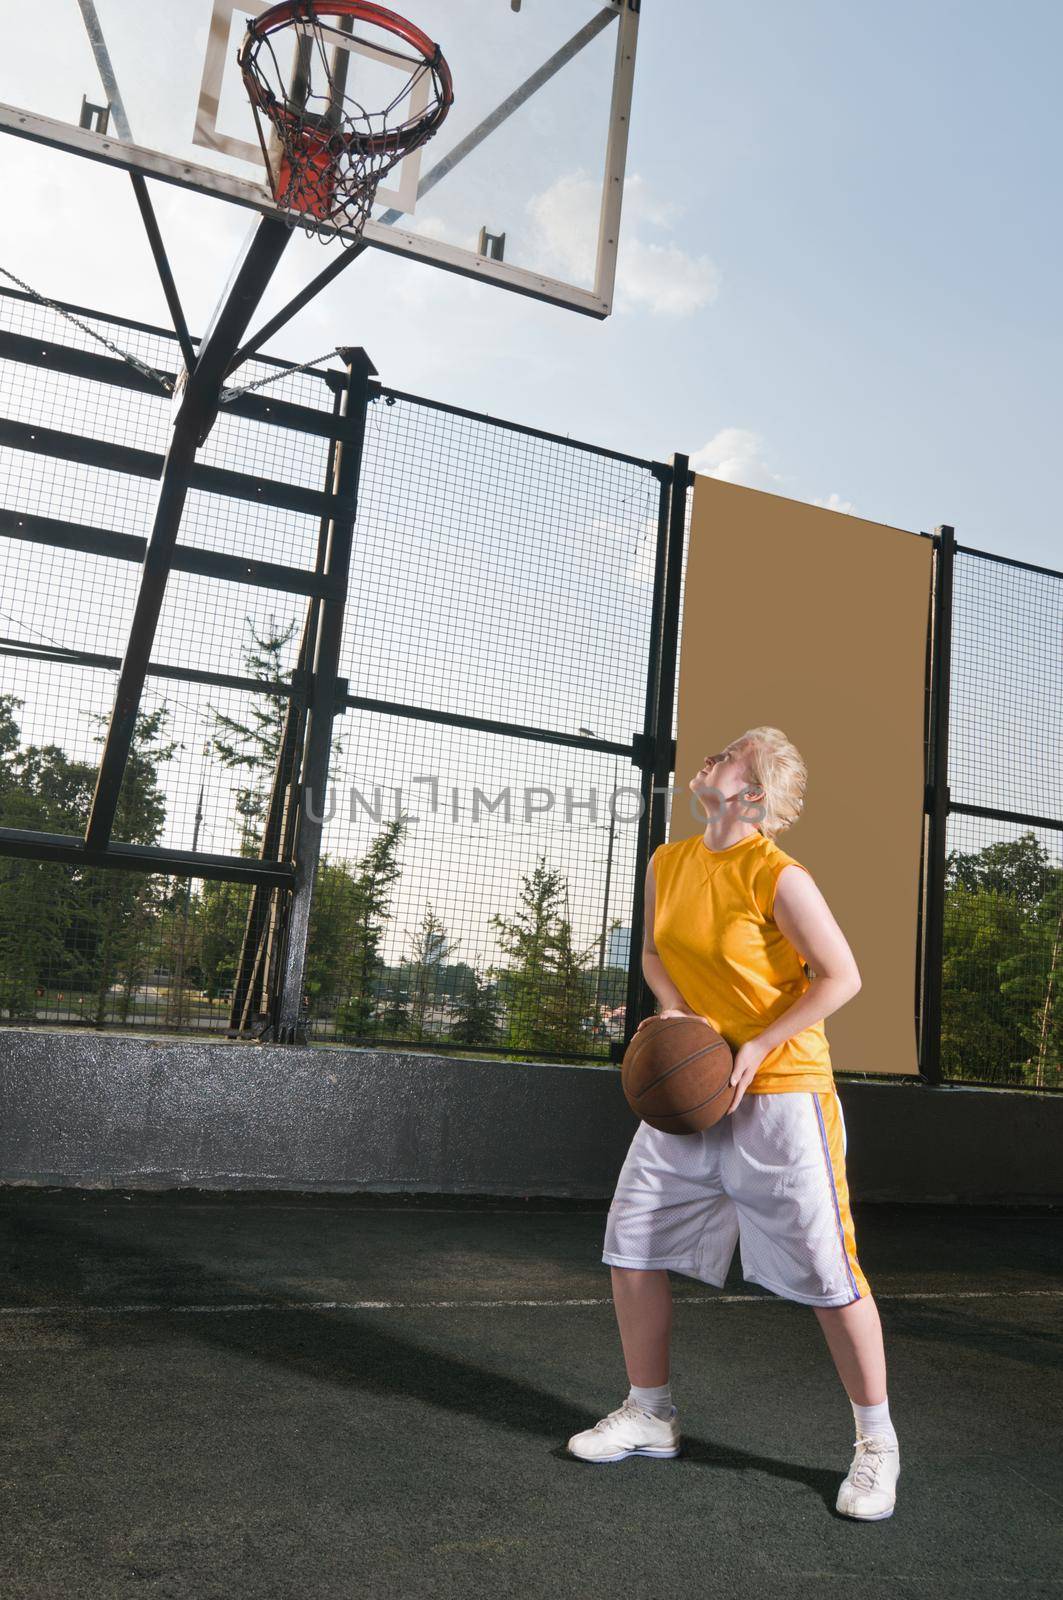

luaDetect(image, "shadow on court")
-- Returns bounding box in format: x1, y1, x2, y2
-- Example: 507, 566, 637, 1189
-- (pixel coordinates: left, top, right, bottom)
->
0, 1189, 1060, 1600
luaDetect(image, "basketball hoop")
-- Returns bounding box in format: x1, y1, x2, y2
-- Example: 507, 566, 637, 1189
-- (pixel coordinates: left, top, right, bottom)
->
238, 1, 454, 241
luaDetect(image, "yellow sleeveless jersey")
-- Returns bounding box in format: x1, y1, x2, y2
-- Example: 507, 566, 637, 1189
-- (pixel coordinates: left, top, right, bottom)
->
650, 830, 834, 1095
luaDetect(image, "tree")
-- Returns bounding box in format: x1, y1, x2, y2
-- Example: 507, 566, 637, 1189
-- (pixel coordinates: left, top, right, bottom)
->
79, 704, 180, 1026
207, 612, 345, 857
450, 964, 504, 1047
404, 904, 458, 1040
0, 698, 95, 1018
192, 878, 250, 1003
539, 908, 600, 1056
488, 853, 598, 1057
322, 815, 407, 1039
941, 833, 1062, 1089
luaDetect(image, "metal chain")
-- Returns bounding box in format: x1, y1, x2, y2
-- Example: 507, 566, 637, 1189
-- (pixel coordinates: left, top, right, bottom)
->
218, 348, 345, 404
1, 262, 343, 406
0, 263, 175, 394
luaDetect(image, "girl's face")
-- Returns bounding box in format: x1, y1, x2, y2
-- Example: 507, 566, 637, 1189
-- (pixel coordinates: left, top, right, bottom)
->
690, 743, 751, 811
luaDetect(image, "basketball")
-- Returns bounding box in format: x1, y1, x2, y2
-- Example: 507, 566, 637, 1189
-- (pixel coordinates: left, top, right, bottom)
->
621, 1015, 735, 1134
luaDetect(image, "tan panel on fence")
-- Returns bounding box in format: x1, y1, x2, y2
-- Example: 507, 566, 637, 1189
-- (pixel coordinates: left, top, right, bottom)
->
668, 474, 935, 1079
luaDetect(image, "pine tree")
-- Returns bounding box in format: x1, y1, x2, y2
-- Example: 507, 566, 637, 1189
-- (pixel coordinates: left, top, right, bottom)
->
488, 853, 598, 1057
404, 904, 458, 1040
539, 907, 600, 1056
328, 816, 407, 1040
207, 613, 346, 857
942, 833, 1062, 1088
450, 964, 504, 1047
0, 698, 92, 1018
80, 704, 179, 1026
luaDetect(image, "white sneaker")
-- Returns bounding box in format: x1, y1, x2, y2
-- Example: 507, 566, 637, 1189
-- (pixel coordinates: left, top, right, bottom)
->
836, 1432, 901, 1520
567, 1396, 681, 1463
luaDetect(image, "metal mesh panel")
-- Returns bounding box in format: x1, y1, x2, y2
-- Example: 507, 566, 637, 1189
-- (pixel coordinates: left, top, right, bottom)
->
0, 290, 333, 1033
0, 856, 256, 1034
951, 551, 1063, 822
306, 392, 664, 1056
304, 710, 639, 1056
176, 490, 325, 568
1, 535, 140, 660
942, 549, 1063, 1089
1, 451, 158, 538
351, 393, 660, 741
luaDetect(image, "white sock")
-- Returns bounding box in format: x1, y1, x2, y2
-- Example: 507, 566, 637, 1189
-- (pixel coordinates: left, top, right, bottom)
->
628, 1381, 673, 1419
851, 1396, 898, 1446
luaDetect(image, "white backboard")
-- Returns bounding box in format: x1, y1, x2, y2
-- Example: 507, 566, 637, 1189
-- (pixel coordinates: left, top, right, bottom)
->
0, 0, 641, 317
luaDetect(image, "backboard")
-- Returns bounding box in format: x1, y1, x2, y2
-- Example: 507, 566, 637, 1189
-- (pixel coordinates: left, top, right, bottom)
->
0, 0, 641, 318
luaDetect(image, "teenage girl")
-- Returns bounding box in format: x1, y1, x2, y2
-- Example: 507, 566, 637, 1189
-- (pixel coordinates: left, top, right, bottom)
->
567, 726, 901, 1520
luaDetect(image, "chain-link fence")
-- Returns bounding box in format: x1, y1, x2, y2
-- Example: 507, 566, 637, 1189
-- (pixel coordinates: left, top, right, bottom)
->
0, 286, 675, 1063
934, 545, 1063, 1089
0, 286, 1059, 1088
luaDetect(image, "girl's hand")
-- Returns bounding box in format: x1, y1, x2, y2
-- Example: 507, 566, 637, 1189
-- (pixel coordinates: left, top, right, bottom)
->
725, 1037, 771, 1113
634, 1007, 691, 1035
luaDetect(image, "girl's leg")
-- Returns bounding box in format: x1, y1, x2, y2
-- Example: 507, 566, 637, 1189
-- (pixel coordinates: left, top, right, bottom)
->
610, 1265, 673, 1386
813, 1294, 887, 1405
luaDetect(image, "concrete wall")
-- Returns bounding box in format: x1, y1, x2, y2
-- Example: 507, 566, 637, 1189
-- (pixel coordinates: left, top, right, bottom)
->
0, 1027, 1059, 1203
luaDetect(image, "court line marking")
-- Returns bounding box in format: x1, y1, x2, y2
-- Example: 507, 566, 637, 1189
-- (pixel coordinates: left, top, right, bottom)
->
0, 1289, 1060, 1316
999, 1463, 1063, 1511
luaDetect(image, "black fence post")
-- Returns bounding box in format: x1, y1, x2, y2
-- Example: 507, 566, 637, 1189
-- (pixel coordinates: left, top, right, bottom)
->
617, 453, 689, 1062
229, 379, 348, 1039
919, 523, 955, 1085
270, 347, 377, 1044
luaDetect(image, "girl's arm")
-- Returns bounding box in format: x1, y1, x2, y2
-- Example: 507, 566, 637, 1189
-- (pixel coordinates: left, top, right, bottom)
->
754, 864, 862, 1055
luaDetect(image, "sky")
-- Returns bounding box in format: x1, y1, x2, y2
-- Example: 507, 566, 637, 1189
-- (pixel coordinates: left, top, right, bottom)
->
3, 0, 1061, 568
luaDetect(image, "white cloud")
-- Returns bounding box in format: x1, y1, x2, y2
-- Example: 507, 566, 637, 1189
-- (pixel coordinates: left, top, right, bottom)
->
526, 171, 720, 317
692, 429, 859, 514
619, 173, 682, 231
690, 428, 787, 492
615, 237, 722, 317
812, 491, 858, 514
525, 173, 598, 284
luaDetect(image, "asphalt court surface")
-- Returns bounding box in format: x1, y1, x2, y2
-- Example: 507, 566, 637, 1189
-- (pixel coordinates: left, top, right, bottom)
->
1, 1189, 1060, 1599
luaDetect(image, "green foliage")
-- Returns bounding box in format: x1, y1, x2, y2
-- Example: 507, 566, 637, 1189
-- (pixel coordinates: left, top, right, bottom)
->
207, 613, 299, 857
322, 815, 408, 1039
449, 965, 504, 1047
940, 833, 1062, 1089
488, 853, 599, 1057
404, 904, 458, 1040
0, 695, 177, 1022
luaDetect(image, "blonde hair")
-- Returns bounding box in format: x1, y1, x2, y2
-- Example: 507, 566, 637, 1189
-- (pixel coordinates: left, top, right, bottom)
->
731, 726, 807, 840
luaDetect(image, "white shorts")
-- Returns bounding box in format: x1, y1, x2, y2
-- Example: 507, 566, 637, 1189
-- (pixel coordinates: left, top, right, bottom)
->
602, 1089, 871, 1308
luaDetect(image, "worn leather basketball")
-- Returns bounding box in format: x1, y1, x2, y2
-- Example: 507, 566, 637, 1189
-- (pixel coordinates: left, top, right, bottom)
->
621, 1015, 735, 1134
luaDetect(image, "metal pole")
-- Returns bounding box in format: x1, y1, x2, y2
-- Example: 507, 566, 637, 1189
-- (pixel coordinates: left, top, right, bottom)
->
170, 754, 207, 1031
618, 456, 688, 1061
919, 523, 954, 1085
652, 454, 688, 850
75, 0, 196, 372
271, 347, 377, 1043
225, 237, 369, 378
229, 382, 347, 1036
130, 175, 197, 372
594, 753, 618, 1024
83, 214, 294, 852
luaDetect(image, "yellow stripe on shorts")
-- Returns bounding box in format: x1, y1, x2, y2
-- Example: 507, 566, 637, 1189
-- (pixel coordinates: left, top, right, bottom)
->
813, 1090, 871, 1301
